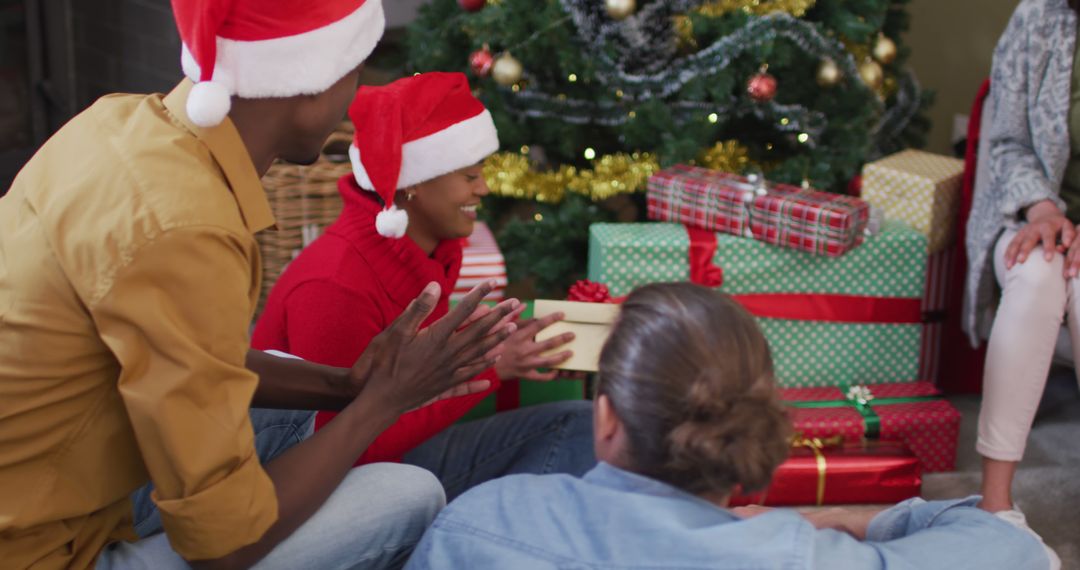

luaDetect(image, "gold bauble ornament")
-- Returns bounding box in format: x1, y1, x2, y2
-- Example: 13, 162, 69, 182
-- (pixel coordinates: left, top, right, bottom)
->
858, 59, 884, 90
605, 0, 636, 21
872, 34, 898, 65
816, 57, 841, 87
492, 53, 523, 87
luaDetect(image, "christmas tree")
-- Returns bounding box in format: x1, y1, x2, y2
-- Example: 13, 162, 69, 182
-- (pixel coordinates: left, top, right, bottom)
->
407, 0, 931, 297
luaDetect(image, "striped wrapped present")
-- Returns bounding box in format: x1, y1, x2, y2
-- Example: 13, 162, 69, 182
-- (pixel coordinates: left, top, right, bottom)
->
451, 222, 507, 302
647, 165, 871, 257
920, 249, 954, 386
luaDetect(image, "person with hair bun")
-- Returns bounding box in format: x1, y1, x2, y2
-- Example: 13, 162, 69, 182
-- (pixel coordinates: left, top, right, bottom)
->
405, 282, 1053, 570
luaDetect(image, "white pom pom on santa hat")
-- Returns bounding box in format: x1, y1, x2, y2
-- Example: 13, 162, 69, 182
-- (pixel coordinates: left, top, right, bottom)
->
173, 0, 385, 128
375, 206, 409, 238
186, 80, 232, 128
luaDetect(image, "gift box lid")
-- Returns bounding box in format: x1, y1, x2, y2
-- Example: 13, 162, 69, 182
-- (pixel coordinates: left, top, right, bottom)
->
534, 300, 620, 372
860, 150, 962, 254
780, 381, 941, 402
863, 149, 963, 182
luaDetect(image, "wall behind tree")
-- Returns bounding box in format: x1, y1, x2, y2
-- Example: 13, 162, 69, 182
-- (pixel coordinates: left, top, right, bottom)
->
904, 0, 1016, 155
386, 0, 428, 27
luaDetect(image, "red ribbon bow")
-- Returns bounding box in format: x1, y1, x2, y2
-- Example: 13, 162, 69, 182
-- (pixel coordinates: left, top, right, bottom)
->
567, 280, 615, 303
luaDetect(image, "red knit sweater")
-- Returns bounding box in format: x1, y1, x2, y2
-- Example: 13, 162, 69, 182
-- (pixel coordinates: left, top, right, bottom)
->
252, 176, 500, 464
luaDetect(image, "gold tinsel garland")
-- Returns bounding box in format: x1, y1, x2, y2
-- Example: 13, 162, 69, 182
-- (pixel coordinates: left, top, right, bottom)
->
484, 152, 659, 203
675, 0, 817, 49
693, 0, 817, 18
483, 140, 752, 204
696, 139, 752, 172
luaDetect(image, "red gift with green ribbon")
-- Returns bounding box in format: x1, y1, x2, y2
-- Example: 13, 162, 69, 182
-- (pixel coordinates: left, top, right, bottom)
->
779, 381, 960, 472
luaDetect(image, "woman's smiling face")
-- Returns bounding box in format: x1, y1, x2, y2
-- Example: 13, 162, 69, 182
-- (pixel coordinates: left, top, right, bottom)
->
404, 161, 490, 241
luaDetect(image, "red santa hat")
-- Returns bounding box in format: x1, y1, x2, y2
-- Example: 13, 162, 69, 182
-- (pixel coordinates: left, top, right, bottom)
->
171, 0, 385, 128
348, 72, 499, 238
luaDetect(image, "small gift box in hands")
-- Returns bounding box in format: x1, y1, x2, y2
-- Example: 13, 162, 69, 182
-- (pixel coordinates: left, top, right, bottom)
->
533, 299, 619, 372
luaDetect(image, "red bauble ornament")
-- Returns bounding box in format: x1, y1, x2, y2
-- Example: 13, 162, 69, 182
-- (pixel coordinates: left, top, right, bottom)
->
847, 174, 863, 197
747, 72, 777, 103
469, 47, 494, 77
458, 0, 486, 12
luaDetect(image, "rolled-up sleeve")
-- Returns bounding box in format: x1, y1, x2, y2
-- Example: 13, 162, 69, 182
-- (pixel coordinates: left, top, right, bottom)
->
845, 496, 1049, 570
90, 225, 277, 561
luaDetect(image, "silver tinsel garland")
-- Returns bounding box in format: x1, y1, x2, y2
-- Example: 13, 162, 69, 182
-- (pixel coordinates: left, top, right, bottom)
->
492, 0, 920, 153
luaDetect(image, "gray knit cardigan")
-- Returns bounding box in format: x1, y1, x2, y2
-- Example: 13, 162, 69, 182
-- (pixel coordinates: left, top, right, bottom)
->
964, 0, 1077, 345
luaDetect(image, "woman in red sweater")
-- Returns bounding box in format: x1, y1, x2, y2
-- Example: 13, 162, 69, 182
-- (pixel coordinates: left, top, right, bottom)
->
253, 72, 595, 497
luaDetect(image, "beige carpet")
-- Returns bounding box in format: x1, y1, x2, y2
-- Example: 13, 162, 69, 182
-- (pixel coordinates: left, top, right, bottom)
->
924, 374, 1080, 569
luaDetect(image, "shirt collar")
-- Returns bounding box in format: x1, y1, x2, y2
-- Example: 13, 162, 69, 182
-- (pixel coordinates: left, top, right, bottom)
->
583, 462, 738, 515
163, 80, 275, 234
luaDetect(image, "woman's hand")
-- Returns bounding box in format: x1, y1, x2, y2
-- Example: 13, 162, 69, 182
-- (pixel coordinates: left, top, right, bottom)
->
494, 312, 575, 381
797, 507, 883, 540
1063, 223, 1080, 278
731, 505, 773, 519
734, 505, 885, 541
1005, 200, 1074, 269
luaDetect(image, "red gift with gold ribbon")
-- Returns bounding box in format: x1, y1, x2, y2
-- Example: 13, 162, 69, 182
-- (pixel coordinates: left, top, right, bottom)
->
729, 437, 922, 507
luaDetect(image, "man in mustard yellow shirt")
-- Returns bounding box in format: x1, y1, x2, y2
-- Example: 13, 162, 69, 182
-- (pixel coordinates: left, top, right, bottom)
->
0, 1, 520, 568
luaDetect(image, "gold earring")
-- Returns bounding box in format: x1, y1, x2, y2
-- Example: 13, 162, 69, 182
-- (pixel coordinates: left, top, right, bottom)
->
407, 192, 416, 201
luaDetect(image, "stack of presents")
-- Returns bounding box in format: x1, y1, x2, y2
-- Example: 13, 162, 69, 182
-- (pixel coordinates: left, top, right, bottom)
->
457, 149, 968, 506
260, 145, 967, 506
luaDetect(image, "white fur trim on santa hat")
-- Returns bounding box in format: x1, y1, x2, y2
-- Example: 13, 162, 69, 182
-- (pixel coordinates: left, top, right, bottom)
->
181, 0, 384, 101
349, 109, 499, 192
375, 205, 409, 238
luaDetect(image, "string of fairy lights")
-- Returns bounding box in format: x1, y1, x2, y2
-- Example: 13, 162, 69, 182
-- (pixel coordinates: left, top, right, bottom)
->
454, 0, 914, 203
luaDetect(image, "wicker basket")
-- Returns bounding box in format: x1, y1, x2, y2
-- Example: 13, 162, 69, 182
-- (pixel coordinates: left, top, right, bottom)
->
255, 123, 354, 316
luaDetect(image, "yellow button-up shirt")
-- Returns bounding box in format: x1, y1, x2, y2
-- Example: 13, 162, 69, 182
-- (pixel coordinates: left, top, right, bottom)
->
0, 81, 279, 568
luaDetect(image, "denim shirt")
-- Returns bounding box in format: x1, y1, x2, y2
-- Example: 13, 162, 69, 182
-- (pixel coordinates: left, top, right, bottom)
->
406, 462, 1048, 570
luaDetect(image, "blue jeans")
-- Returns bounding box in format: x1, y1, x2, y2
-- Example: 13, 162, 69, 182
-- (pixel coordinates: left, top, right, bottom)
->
96, 409, 445, 570
97, 401, 595, 568
404, 400, 597, 502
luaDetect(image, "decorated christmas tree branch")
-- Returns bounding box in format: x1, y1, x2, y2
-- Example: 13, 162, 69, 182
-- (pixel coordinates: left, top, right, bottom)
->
483, 140, 751, 204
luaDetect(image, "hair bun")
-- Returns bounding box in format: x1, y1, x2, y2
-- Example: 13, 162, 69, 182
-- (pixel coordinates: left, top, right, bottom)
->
667, 387, 791, 494
595, 283, 792, 497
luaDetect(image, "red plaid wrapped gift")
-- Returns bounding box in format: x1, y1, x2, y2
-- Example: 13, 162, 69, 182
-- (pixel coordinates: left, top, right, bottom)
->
451, 222, 507, 302
729, 438, 921, 507
647, 165, 871, 257
781, 382, 961, 472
